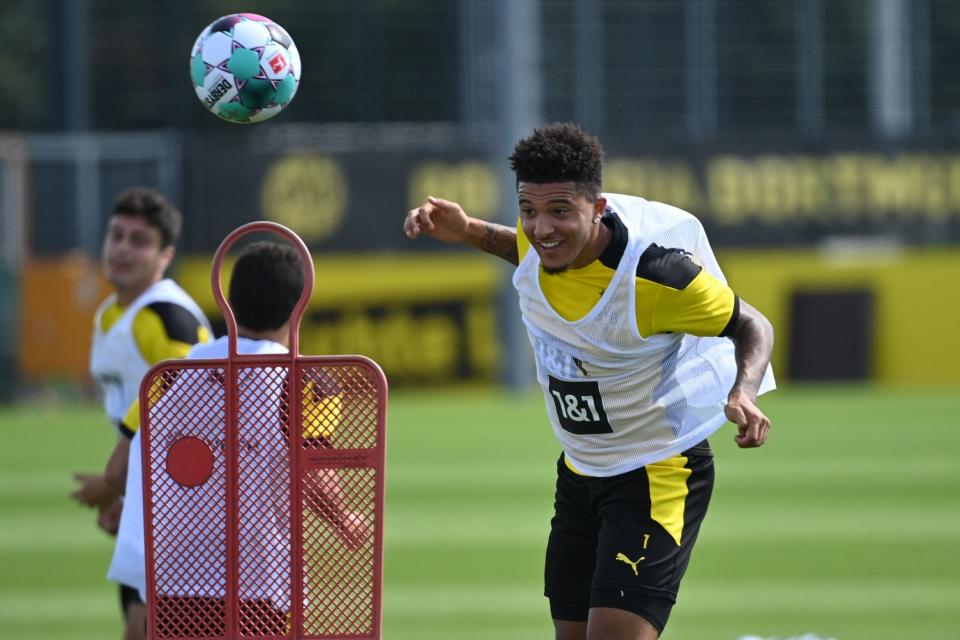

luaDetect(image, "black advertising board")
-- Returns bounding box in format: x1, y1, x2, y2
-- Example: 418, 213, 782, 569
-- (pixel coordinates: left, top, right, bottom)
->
181, 135, 960, 253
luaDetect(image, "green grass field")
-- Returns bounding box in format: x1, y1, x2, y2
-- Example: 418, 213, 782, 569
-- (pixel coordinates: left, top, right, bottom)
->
2, 386, 958, 639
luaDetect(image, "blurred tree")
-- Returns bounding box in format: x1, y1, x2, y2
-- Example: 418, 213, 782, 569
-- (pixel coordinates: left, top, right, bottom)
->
0, 2, 52, 130
715, 0, 796, 133
823, 0, 870, 131
929, 0, 960, 133
7, 0, 960, 136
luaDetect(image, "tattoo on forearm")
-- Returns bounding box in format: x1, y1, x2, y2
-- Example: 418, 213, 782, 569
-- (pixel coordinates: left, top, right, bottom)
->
732, 331, 765, 396
729, 303, 774, 398
479, 222, 519, 265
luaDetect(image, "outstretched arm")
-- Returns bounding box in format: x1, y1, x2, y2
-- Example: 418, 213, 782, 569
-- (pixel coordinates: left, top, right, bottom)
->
304, 470, 370, 550
724, 299, 775, 448
104, 435, 131, 494
404, 196, 519, 265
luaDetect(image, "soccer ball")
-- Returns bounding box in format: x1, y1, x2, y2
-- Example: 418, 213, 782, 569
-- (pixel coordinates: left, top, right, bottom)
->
190, 13, 301, 124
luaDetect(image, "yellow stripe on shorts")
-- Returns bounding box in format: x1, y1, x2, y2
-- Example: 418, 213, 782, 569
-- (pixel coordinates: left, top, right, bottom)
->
647, 453, 692, 546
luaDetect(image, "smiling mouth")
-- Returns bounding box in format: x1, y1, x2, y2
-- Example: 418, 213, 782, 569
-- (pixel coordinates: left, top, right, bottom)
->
108, 261, 135, 273
538, 240, 563, 250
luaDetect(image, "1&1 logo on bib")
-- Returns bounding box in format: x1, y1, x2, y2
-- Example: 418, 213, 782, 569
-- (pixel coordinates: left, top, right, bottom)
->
547, 375, 612, 435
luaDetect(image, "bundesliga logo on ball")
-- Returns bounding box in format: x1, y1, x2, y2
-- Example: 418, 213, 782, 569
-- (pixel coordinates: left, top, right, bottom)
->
190, 13, 301, 124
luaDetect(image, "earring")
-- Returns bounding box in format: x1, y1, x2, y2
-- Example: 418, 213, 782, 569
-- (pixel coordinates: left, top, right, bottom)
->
592, 217, 600, 224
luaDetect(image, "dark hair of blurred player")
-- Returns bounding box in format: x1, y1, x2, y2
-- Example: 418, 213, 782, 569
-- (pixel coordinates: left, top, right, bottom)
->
228, 241, 305, 333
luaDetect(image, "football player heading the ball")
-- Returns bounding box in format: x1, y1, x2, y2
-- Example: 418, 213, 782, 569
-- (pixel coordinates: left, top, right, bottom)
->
404, 122, 776, 640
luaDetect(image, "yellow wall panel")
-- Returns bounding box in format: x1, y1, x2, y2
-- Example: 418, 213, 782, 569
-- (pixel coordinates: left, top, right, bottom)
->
717, 247, 959, 385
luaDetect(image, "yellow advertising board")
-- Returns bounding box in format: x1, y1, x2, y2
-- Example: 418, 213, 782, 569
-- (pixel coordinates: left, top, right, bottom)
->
176, 252, 502, 385
719, 247, 960, 385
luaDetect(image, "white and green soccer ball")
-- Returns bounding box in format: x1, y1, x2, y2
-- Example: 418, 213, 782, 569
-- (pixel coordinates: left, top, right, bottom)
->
190, 13, 301, 124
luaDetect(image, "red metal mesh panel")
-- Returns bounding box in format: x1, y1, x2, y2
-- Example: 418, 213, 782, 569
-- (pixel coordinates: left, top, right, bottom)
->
144, 358, 385, 640
235, 365, 292, 637
302, 467, 378, 636
298, 363, 382, 637
145, 366, 229, 639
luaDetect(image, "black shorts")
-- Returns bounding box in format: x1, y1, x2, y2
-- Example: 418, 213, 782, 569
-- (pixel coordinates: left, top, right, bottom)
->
119, 583, 144, 617
154, 596, 288, 637
544, 442, 715, 633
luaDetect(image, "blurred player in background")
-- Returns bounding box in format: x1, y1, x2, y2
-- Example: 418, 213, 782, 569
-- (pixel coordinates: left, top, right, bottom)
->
70, 187, 211, 640
404, 122, 775, 640
108, 241, 369, 636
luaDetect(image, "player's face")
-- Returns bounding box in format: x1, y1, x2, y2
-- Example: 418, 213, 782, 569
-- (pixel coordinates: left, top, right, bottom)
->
102, 214, 173, 300
518, 182, 607, 274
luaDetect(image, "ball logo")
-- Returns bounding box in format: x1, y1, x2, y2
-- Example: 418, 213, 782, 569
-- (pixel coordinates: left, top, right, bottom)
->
203, 76, 233, 108
261, 154, 347, 242
268, 52, 287, 74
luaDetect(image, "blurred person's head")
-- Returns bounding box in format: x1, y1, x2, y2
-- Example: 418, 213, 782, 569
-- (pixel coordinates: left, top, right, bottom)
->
509, 122, 608, 274
229, 241, 305, 335
102, 187, 182, 304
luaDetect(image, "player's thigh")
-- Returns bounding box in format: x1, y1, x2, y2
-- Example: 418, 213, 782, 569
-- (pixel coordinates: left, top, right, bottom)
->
553, 619, 587, 640
590, 452, 715, 632
545, 455, 601, 624
587, 606, 661, 640
124, 602, 146, 640
119, 584, 146, 640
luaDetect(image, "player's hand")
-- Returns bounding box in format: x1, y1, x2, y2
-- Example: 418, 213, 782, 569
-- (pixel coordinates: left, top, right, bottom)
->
725, 391, 771, 448
404, 196, 470, 243
71, 472, 118, 508
97, 496, 123, 536
338, 510, 371, 551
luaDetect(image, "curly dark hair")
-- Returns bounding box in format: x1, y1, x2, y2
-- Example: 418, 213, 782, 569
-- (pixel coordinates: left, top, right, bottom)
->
111, 187, 182, 248
229, 241, 305, 332
508, 122, 604, 201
